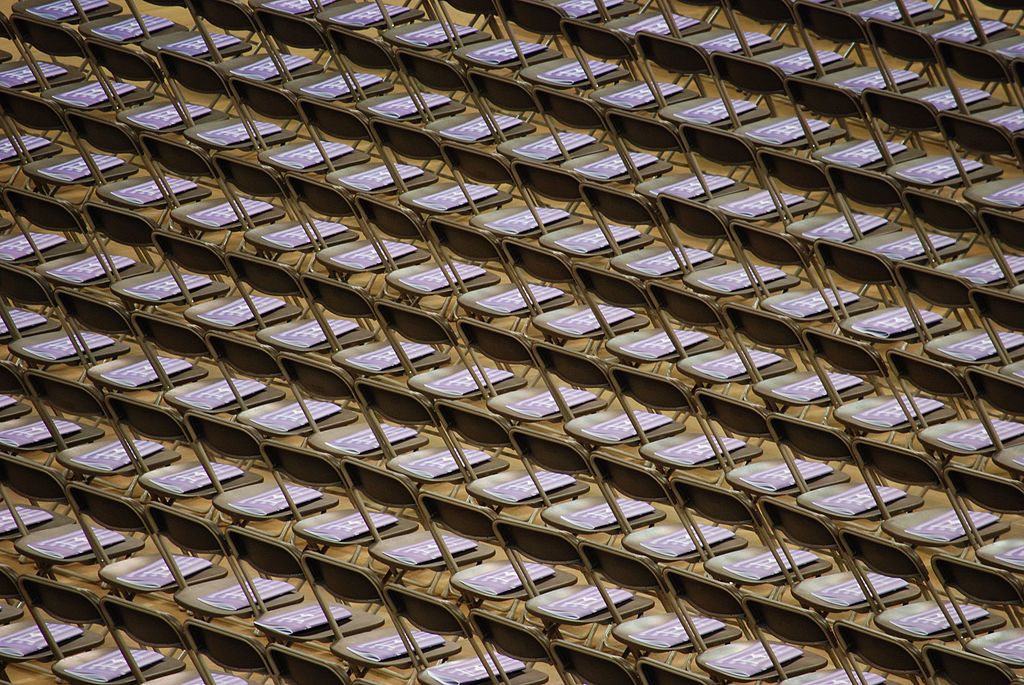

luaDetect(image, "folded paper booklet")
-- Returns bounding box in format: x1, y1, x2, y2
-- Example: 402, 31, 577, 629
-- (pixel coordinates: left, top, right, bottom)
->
513, 132, 596, 161
0, 506, 52, 535
177, 379, 266, 411
0, 134, 53, 160
476, 284, 563, 314
932, 18, 1006, 42
299, 73, 383, 99
400, 448, 490, 479
811, 573, 908, 607
984, 634, 1024, 662
556, 0, 623, 16
890, 602, 989, 636
547, 305, 634, 336
719, 191, 803, 218
537, 59, 618, 86
620, 330, 708, 360
230, 55, 312, 81
268, 142, 353, 170
148, 463, 245, 494
853, 396, 944, 428
188, 198, 275, 228
692, 350, 783, 380
581, 411, 672, 441
626, 246, 713, 274
197, 121, 283, 147
0, 231, 66, 261
723, 549, 818, 580
467, 41, 547, 65
504, 387, 597, 418
0, 622, 82, 658
123, 274, 212, 302
0, 418, 81, 448
262, 0, 338, 13
541, 586, 632, 620
803, 213, 888, 241
331, 240, 418, 268
23, 331, 116, 360
48, 254, 135, 284
247, 400, 341, 433
698, 265, 787, 293
383, 535, 477, 565
91, 15, 174, 41
920, 87, 989, 112
326, 424, 418, 455
739, 460, 833, 492
651, 175, 733, 198
426, 654, 526, 685
347, 342, 435, 371
327, 3, 410, 27
111, 177, 197, 206
255, 603, 352, 635
119, 555, 212, 590
197, 295, 286, 327
954, 255, 1024, 283
483, 207, 569, 234
555, 226, 640, 256
460, 562, 555, 595
561, 498, 655, 530
367, 93, 451, 119
655, 436, 746, 466
938, 419, 1024, 451
835, 70, 919, 94
706, 643, 803, 679
198, 578, 295, 611
441, 115, 523, 142
904, 509, 999, 542
575, 152, 658, 181
671, 99, 757, 125
851, 308, 943, 338
698, 31, 771, 53
873, 233, 956, 261
305, 512, 398, 542
601, 82, 684, 109
994, 543, 1024, 566
0, 308, 47, 336
813, 484, 907, 517
413, 185, 500, 213
769, 50, 841, 75
27, 526, 125, 560
857, 0, 931, 19
269, 318, 357, 349
70, 439, 163, 471
347, 630, 445, 662
125, 103, 211, 131
28, 0, 108, 20
163, 32, 241, 57
773, 373, 863, 402
105, 337, 157, 384
632, 616, 727, 649
900, 157, 983, 183
398, 262, 488, 292
397, 22, 477, 47
53, 81, 137, 108
771, 290, 859, 318
0, 63, 67, 89
746, 117, 829, 145
423, 366, 514, 397
639, 525, 735, 558
939, 332, 1024, 362
229, 484, 322, 516
616, 13, 698, 36
38, 155, 123, 182
484, 471, 576, 503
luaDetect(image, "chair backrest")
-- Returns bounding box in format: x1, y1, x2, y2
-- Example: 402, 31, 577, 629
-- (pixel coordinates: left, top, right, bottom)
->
469, 609, 553, 663
100, 596, 186, 648
19, 575, 102, 625
301, 551, 384, 605
493, 517, 581, 567
185, 619, 271, 673
742, 595, 831, 646
145, 502, 229, 556
226, 526, 304, 578
268, 644, 353, 685
67, 482, 148, 533
931, 553, 1024, 608
923, 644, 1015, 685
552, 641, 641, 685
834, 620, 927, 677
384, 584, 468, 636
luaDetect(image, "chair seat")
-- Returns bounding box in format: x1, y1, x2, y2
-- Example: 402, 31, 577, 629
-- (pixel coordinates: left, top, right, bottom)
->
565, 409, 683, 447
797, 482, 922, 522
682, 263, 802, 298
97, 175, 212, 210
760, 289, 877, 323
87, 354, 206, 393
139, 461, 263, 500
15, 523, 145, 567
283, 70, 394, 103
368, 530, 495, 572
541, 495, 666, 535
470, 205, 582, 237
140, 30, 253, 60
307, 422, 428, 460
10, 331, 130, 367
485, 385, 607, 423
752, 371, 874, 408
213, 482, 339, 522
183, 118, 297, 152
450, 561, 577, 602
736, 116, 846, 150
256, 317, 374, 354
387, 448, 508, 485
676, 348, 797, 386
332, 341, 449, 376
726, 460, 849, 497
496, 132, 606, 164
785, 212, 898, 246
381, 21, 490, 51
532, 305, 648, 341
519, 58, 628, 90
215, 54, 324, 85
317, 239, 431, 276
117, 101, 227, 134
255, 601, 383, 643
919, 419, 1024, 457
56, 438, 180, 478
245, 220, 359, 255
925, 329, 1024, 367
111, 271, 231, 307
658, 97, 769, 129
613, 613, 740, 654
874, 599, 1005, 642
258, 141, 370, 175
887, 155, 1003, 188
967, 627, 1024, 667
174, 578, 304, 620
839, 306, 960, 344
623, 523, 747, 563
839, 393, 953, 433
331, 627, 460, 670
407, 364, 527, 401
792, 571, 920, 614
0, 415, 103, 452
236, 399, 358, 437
458, 283, 574, 319
99, 553, 226, 594
704, 547, 832, 587
590, 80, 697, 112
356, 94, 466, 124
164, 377, 284, 415
609, 244, 722, 279
292, 509, 418, 548
183, 297, 300, 332
466, 469, 587, 508
420, 660, 548, 685
561, 151, 673, 183
852, 229, 970, 264
540, 224, 654, 258
385, 261, 502, 298
41, 81, 153, 112
24, 154, 138, 187
964, 177, 1024, 212
0, 619, 103, 664
172, 199, 288, 233
976, 538, 1024, 573
453, 38, 562, 71
697, 641, 826, 682
525, 585, 654, 626
882, 507, 1010, 547
640, 433, 760, 471
607, 328, 723, 365
426, 112, 536, 145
